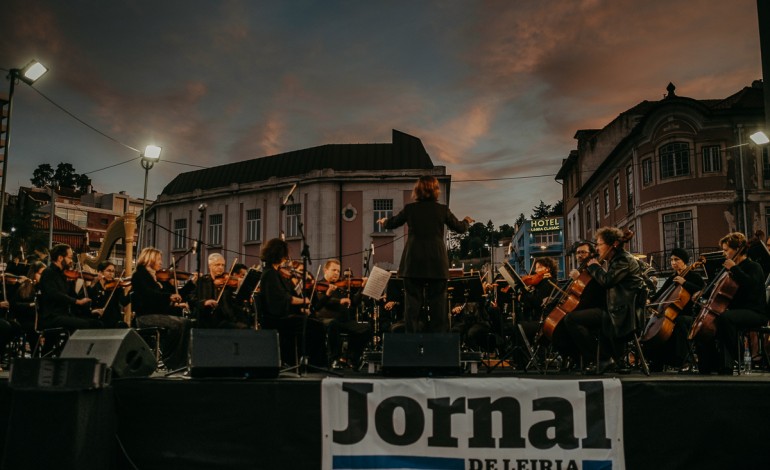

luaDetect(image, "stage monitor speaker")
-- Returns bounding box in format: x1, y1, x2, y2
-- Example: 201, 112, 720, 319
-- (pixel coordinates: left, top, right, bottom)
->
381, 333, 462, 376
60, 328, 157, 378
188, 329, 280, 378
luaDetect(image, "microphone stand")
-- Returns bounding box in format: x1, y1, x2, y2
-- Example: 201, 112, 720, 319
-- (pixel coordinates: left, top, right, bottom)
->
279, 220, 339, 377
195, 204, 206, 277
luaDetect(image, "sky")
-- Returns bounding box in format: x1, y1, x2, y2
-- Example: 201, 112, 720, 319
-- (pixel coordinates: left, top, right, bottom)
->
0, 0, 763, 228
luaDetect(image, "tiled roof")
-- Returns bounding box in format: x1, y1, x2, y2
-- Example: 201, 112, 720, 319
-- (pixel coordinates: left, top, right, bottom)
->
161, 129, 434, 196
35, 214, 87, 233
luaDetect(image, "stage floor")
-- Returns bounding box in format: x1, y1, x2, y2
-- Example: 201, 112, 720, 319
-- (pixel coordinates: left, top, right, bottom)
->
2, 366, 770, 470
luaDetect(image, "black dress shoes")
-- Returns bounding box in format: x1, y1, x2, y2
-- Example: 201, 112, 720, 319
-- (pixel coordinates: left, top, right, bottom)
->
596, 358, 616, 375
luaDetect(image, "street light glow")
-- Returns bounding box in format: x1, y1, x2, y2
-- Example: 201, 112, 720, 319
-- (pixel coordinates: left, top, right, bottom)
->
143, 145, 162, 160
21, 60, 48, 83
750, 131, 769, 145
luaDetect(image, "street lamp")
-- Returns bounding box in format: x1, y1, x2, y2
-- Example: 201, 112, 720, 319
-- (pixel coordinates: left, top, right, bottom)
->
0, 60, 48, 254
137, 144, 161, 254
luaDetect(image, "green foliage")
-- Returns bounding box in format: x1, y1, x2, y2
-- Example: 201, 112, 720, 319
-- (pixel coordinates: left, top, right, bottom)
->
31, 162, 92, 192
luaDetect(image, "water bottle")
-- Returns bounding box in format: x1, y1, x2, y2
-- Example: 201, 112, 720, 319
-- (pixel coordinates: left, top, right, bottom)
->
743, 340, 752, 375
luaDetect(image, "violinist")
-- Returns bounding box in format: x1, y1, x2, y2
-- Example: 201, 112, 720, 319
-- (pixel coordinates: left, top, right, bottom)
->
38, 244, 101, 331
131, 247, 191, 371
644, 248, 705, 372
88, 261, 130, 328
193, 253, 250, 329
563, 227, 645, 374
517, 257, 558, 342
10, 261, 45, 341
696, 232, 767, 375
312, 259, 371, 369
258, 238, 327, 367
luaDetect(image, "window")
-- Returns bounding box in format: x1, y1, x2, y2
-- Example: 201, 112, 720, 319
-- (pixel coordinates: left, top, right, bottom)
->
245, 209, 261, 242
659, 142, 690, 179
626, 165, 634, 211
613, 177, 620, 208
642, 159, 653, 185
173, 219, 187, 250
373, 199, 393, 233
603, 187, 610, 216
762, 148, 770, 189
586, 203, 591, 232
209, 214, 223, 246
285, 203, 301, 238
663, 211, 693, 253
594, 197, 600, 229
533, 232, 559, 246
702, 145, 721, 173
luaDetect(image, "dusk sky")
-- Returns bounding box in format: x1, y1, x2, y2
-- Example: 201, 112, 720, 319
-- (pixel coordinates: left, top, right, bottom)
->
0, 0, 763, 228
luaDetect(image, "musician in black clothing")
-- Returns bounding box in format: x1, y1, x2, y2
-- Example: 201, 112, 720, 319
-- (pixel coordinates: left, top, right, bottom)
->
89, 261, 129, 328
696, 232, 768, 374
10, 261, 46, 341
312, 259, 371, 368
131, 247, 191, 370
644, 248, 705, 371
258, 238, 327, 367
377, 175, 473, 333
38, 244, 100, 331
193, 254, 251, 329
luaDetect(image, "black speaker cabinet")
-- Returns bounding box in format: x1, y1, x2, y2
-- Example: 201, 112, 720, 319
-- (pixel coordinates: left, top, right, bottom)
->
60, 328, 157, 378
188, 329, 280, 378
381, 333, 462, 376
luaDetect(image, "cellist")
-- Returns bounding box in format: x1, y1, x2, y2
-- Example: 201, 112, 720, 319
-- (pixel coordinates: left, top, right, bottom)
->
645, 248, 704, 372
563, 227, 645, 374
696, 232, 767, 375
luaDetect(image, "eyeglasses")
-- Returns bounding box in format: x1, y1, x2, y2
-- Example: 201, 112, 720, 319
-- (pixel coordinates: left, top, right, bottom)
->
575, 250, 590, 254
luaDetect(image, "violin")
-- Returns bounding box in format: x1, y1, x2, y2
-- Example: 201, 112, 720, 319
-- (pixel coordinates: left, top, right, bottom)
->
313, 279, 365, 293
103, 278, 131, 290
213, 275, 240, 288
521, 272, 547, 286
1, 273, 27, 285
155, 269, 192, 282
63, 269, 96, 282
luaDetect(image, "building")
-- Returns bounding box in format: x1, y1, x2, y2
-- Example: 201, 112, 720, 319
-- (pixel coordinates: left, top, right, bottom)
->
556, 81, 768, 274
145, 130, 451, 274
510, 216, 565, 278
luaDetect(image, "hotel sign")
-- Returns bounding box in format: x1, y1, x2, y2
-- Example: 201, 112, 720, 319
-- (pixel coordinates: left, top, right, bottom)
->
531, 217, 561, 233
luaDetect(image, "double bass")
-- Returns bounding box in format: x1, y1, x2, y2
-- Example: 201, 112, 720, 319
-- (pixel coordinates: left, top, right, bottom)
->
641, 257, 704, 345
541, 229, 634, 340
688, 244, 746, 341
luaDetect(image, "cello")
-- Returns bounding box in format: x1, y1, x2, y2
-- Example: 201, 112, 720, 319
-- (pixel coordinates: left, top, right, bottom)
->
641, 257, 704, 345
688, 243, 746, 341
541, 229, 633, 340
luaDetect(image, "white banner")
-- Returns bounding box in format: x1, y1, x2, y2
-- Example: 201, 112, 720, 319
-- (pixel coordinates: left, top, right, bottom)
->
322, 378, 624, 470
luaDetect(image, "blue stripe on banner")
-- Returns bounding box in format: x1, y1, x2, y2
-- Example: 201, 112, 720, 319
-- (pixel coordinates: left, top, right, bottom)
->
332, 455, 465, 470
582, 460, 612, 470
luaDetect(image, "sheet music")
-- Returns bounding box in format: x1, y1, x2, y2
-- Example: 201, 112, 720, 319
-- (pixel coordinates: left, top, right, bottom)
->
362, 266, 391, 299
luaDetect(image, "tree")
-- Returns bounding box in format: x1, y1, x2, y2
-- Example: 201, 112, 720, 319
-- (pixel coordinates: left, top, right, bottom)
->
550, 200, 564, 216
532, 200, 551, 219
30, 162, 92, 192
514, 213, 526, 230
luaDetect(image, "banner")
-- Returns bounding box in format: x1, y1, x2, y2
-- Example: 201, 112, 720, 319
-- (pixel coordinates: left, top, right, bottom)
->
322, 378, 624, 470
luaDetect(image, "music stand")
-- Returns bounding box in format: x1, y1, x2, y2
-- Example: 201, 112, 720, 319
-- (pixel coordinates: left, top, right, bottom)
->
236, 268, 261, 302
486, 262, 541, 373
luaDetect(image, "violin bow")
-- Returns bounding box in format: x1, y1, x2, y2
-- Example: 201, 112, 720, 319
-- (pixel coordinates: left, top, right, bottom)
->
75, 253, 90, 302
99, 269, 126, 315
215, 258, 238, 304
1, 256, 6, 305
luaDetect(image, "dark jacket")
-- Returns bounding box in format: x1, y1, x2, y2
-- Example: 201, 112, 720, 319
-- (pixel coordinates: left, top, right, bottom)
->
725, 258, 767, 316
38, 264, 78, 321
259, 265, 303, 324
587, 249, 645, 338
651, 270, 705, 317
131, 265, 173, 316
384, 200, 469, 279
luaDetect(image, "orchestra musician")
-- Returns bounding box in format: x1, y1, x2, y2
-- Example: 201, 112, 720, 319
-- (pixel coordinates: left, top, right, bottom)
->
10, 261, 46, 344
450, 299, 493, 353
312, 259, 371, 369
193, 253, 250, 329
38, 244, 101, 331
563, 227, 645, 374
88, 260, 130, 328
377, 175, 473, 333
131, 247, 191, 371
258, 238, 327, 367
695, 232, 768, 375
644, 248, 705, 372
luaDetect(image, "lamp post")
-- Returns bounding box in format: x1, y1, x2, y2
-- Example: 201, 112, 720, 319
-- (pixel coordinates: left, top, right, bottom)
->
137, 145, 161, 254
0, 60, 48, 254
